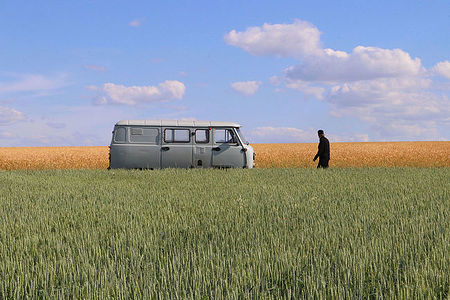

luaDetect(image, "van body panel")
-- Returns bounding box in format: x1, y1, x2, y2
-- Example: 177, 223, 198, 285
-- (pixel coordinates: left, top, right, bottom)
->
192, 128, 212, 168
193, 145, 212, 168
161, 127, 193, 168
110, 144, 161, 169
110, 126, 161, 169
161, 144, 193, 168
211, 144, 245, 167
244, 145, 255, 168
211, 128, 246, 168
109, 120, 253, 169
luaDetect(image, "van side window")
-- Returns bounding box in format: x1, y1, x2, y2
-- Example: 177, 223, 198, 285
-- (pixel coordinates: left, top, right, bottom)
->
164, 129, 190, 143
214, 129, 237, 144
114, 127, 126, 142
195, 129, 209, 143
130, 127, 159, 144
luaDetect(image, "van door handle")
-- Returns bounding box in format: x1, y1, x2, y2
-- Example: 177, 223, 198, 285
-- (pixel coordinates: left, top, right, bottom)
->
161, 146, 170, 151
212, 147, 221, 151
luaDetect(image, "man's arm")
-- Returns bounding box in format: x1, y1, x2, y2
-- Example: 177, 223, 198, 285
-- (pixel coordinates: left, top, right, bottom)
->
313, 140, 324, 161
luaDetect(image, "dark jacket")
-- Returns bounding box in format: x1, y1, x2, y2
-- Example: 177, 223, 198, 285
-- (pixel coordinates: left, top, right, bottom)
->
314, 136, 330, 161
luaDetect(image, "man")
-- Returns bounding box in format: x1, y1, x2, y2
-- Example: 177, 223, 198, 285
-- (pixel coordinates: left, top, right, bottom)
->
313, 130, 330, 169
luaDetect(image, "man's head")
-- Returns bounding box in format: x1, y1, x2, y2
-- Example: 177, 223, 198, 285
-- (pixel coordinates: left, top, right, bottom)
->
317, 129, 324, 138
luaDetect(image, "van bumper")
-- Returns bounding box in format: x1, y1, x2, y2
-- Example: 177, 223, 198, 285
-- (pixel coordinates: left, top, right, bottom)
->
245, 145, 255, 168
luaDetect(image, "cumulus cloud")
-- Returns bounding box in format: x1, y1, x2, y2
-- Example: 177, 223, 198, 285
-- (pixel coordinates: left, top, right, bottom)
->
227, 19, 449, 140
327, 77, 449, 139
231, 81, 261, 95
94, 80, 186, 105
285, 46, 422, 82
225, 20, 322, 58
0, 106, 25, 125
328, 77, 439, 118
431, 61, 450, 79
226, 20, 422, 82
269, 76, 282, 86
285, 79, 325, 99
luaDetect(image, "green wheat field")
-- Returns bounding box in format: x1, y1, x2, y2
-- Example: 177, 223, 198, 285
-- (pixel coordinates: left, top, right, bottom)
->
0, 168, 448, 298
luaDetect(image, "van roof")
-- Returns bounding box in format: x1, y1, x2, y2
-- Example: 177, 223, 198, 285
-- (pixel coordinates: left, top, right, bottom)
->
115, 120, 241, 127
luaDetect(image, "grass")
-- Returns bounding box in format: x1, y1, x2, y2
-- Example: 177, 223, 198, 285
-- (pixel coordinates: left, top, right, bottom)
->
0, 168, 448, 298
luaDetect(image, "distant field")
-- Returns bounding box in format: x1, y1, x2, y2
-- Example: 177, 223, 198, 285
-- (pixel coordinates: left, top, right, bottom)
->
0, 168, 448, 298
0, 142, 448, 170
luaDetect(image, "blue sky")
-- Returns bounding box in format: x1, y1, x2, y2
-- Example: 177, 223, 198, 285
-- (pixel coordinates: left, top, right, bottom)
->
0, 0, 449, 146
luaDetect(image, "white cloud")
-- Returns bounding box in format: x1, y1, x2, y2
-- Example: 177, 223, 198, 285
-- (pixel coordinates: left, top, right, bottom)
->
327, 77, 449, 139
269, 76, 282, 86
231, 81, 261, 95
129, 19, 142, 27
0, 106, 26, 125
94, 80, 186, 106
227, 19, 449, 140
285, 79, 325, 99
328, 77, 439, 118
226, 20, 422, 82
431, 61, 450, 79
285, 46, 422, 82
225, 20, 322, 58
84, 64, 106, 72
0, 73, 67, 94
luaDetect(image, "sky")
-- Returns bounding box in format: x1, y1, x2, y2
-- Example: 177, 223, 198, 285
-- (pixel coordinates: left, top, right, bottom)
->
0, 0, 449, 146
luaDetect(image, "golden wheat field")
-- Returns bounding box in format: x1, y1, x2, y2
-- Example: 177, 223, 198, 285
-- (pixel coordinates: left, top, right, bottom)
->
0, 142, 448, 170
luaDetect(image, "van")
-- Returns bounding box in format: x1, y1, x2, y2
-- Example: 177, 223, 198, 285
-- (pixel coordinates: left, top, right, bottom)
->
109, 120, 255, 169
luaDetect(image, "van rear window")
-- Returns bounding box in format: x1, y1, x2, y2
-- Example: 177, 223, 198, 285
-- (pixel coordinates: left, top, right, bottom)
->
130, 128, 159, 144
164, 129, 190, 143
114, 127, 126, 142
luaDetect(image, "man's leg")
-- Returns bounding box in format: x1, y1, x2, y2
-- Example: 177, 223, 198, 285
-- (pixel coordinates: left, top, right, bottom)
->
318, 159, 329, 169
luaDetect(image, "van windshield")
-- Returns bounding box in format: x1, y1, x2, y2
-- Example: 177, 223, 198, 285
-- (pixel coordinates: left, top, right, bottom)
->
236, 128, 249, 144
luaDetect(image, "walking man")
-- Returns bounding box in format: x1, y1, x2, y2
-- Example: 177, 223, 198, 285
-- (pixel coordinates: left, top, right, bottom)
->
313, 130, 330, 169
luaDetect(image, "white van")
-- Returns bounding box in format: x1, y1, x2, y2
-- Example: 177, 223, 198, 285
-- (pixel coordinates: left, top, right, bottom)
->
109, 120, 255, 169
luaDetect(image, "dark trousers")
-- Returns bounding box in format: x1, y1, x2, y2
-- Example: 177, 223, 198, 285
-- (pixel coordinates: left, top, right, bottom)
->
317, 158, 329, 169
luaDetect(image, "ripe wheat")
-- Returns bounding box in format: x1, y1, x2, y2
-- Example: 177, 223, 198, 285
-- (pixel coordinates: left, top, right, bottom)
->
0, 142, 448, 170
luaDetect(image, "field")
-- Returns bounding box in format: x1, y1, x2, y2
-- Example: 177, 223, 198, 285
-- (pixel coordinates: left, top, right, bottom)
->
0, 141, 449, 170
0, 168, 448, 298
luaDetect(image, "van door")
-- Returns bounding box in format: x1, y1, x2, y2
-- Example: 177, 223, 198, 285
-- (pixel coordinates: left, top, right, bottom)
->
193, 128, 212, 168
161, 128, 193, 168
127, 127, 161, 169
211, 128, 245, 168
